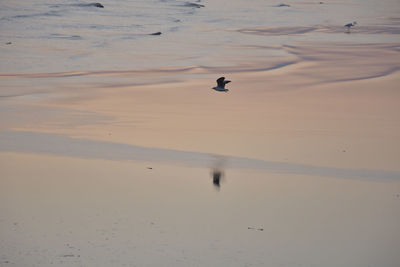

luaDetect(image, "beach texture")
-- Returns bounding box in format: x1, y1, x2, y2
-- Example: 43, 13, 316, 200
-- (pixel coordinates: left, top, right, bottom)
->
1, 0, 400, 266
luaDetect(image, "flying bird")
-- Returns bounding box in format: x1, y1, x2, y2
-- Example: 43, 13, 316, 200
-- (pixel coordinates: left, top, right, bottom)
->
212, 77, 231, 92
344, 21, 357, 33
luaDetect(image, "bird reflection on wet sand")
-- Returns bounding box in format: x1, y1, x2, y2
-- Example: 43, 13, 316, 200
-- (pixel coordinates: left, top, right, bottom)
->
212, 169, 223, 189
211, 156, 226, 190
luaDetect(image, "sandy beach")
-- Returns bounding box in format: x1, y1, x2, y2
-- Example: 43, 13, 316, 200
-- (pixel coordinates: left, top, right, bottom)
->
1, 0, 400, 266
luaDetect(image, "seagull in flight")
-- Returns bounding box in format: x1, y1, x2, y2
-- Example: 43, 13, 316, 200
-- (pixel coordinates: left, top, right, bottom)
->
344, 21, 357, 33
212, 77, 231, 92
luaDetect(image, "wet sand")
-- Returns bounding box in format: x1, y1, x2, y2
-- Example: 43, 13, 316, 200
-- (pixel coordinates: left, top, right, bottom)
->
2, 42, 399, 171
1, 41, 400, 266
1, 152, 399, 267
1, 0, 400, 266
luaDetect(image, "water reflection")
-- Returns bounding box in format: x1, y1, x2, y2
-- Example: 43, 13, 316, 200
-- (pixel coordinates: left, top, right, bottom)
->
212, 169, 223, 189
211, 156, 226, 190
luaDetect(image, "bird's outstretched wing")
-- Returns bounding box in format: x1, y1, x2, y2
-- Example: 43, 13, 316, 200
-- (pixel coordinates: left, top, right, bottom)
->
216, 77, 226, 88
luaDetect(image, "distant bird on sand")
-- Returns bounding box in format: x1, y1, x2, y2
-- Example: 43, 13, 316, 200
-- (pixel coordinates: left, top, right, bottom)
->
344, 21, 357, 33
212, 77, 231, 92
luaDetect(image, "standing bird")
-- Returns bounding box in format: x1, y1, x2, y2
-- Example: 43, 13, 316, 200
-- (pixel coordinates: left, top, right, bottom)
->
344, 21, 357, 33
212, 77, 231, 92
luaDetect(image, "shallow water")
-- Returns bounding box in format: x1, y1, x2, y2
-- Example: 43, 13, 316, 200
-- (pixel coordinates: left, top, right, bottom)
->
1, 0, 400, 74
1, 0, 400, 266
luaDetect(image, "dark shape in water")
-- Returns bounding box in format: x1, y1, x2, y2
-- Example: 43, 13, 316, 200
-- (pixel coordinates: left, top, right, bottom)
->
276, 3, 290, 7
184, 2, 205, 8
149, 32, 162, 35
147, 167, 153, 170
248, 227, 264, 232
88, 3, 104, 8
5, 42, 12, 45
73, 3, 104, 8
